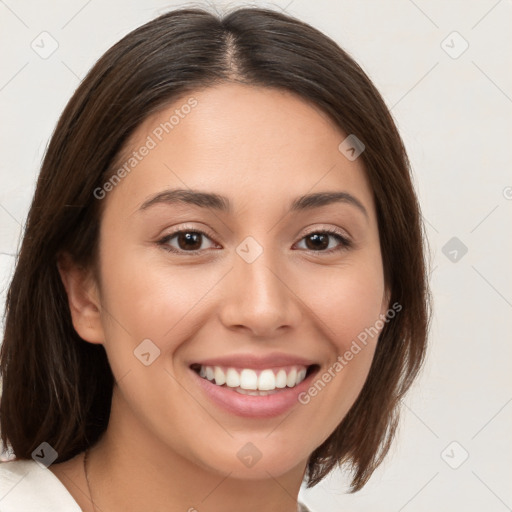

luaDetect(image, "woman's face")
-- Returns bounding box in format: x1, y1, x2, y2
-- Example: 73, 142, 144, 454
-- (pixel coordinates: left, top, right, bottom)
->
92, 83, 388, 479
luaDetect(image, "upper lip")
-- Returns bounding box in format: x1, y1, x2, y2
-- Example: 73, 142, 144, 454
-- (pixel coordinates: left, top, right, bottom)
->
190, 352, 318, 369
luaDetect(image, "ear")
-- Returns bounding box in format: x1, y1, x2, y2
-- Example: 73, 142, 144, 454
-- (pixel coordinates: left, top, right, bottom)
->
380, 285, 391, 317
57, 251, 104, 344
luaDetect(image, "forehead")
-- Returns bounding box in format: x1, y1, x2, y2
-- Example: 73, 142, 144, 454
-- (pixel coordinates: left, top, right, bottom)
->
105, 83, 375, 219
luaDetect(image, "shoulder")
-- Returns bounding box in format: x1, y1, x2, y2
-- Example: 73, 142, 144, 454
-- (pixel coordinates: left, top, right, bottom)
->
0, 459, 81, 511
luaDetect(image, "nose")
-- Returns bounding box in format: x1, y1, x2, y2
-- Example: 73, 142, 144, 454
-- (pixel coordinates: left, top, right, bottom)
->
218, 247, 303, 338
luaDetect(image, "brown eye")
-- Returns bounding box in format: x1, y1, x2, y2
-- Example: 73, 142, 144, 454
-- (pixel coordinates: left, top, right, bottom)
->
159, 230, 218, 253
295, 230, 351, 253
304, 233, 329, 250
175, 232, 203, 251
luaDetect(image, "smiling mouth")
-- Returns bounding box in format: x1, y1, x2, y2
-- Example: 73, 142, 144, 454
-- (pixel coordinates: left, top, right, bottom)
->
190, 363, 320, 395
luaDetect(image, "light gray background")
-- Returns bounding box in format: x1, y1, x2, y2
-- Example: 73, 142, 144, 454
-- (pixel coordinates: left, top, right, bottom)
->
1, 1, 511, 511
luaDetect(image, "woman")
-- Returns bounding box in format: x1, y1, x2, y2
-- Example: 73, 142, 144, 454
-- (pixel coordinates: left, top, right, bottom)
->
0, 6, 430, 511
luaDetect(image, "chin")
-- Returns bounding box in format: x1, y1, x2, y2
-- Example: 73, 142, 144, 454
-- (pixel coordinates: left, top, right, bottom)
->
197, 439, 309, 481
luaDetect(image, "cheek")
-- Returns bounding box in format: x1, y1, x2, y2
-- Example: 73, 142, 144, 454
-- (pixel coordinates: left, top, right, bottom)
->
298, 257, 386, 352
94, 246, 219, 440
291, 257, 386, 420
97, 241, 224, 363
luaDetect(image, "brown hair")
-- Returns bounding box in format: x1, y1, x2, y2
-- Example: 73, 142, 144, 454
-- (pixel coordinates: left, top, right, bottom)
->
0, 6, 431, 492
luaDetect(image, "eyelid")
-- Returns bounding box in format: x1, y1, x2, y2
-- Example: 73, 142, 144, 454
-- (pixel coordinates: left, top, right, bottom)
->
300, 224, 351, 241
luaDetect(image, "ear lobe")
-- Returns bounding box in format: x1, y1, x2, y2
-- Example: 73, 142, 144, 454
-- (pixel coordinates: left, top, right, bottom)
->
380, 286, 391, 317
57, 252, 104, 344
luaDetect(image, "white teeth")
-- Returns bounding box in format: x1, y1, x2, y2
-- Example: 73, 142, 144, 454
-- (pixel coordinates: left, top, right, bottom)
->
286, 368, 297, 387
275, 369, 287, 388
258, 369, 275, 390
235, 388, 279, 396
195, 364, 310, 391
214, 366, 226, 386
225, 368, 240, 387
240, 369, 258, 390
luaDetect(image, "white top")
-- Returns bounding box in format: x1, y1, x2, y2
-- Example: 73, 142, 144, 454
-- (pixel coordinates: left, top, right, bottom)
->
0, 459, 81, 511
0, 458, 313, 511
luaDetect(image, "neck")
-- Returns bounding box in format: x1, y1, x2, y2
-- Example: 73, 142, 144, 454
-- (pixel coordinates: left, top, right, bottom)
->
87, 386, 307, 512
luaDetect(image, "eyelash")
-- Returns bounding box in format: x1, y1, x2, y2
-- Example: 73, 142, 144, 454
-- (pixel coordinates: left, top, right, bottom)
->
157, 227, 352, 256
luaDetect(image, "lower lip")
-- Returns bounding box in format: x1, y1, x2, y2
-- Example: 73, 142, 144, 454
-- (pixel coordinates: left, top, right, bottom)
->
190, 367, 318, 418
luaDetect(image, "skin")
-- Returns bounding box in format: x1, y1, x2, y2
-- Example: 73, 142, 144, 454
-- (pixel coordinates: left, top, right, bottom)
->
52, 83, 389, 512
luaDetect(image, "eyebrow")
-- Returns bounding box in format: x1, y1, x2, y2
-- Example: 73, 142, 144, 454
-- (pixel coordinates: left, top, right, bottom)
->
138, 188, 368, 219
